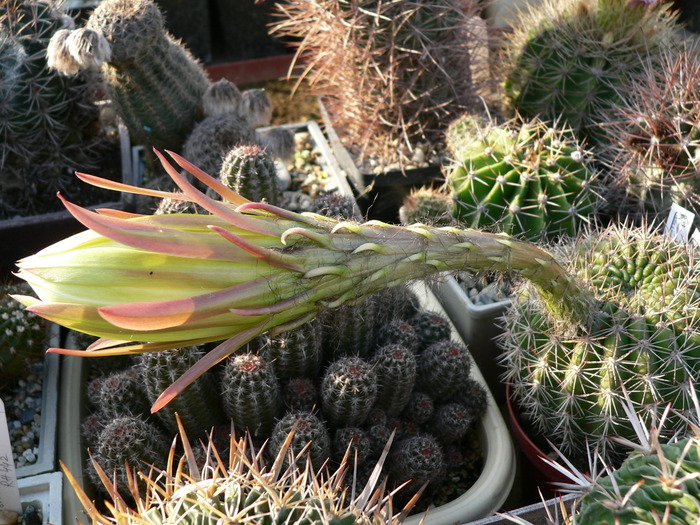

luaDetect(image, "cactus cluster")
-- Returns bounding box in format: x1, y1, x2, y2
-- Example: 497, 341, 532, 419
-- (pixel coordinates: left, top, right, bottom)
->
0, 0, 112, 218
79, 284, 489, 501
446, 114, 600, 241
502, 0, 679, 147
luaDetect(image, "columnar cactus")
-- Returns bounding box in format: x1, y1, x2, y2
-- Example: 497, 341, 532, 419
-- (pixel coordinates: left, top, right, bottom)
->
416, 341, 473, 402
47, 0, 211, 150
371, 344, 418, 417
502, 0, 679, 146
260, 317, 323, 380
446, 114, 600, 240
0, 0, 108, 218
218, 143, 280, 205
269, 411, 331, 470
136, 346, 226, 437
221, 352, 282, 438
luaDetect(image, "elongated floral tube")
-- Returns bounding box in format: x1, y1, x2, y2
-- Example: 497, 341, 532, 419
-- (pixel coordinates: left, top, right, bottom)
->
13, 150, 593, 412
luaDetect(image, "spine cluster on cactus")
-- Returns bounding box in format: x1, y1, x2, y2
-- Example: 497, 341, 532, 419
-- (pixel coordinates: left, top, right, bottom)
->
218, 143, 280, 205
446, 114, 600, 241
0, 0, 109, 218
502, 0, 679, 147
271, 0, 483, 162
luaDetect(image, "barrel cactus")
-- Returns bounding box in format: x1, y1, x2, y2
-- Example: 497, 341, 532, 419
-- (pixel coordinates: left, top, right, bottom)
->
500, 222, 700, 464
502, 0, 679, 147
446, 114, 600, 241
218, 143, 280, 205
0, 0, 110, 218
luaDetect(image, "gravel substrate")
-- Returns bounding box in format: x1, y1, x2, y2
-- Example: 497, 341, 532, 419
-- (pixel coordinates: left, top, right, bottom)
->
4, 359, 43, 470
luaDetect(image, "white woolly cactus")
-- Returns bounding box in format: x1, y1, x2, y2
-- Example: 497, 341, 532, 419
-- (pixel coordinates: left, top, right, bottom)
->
500, 222, 700, 464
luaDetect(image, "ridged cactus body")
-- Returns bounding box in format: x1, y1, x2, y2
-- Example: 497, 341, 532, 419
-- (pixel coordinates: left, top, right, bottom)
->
447, 115, 599, 240
261, 318, 323, 380
219, 144, 279, 205
502, 0, 679, 146
269, 411, 331, 470
501, 224, 700, 463
416, 340, 473, 403
372, 344, 417, 417
321, 356, 378, 428
577, 435, 700, 524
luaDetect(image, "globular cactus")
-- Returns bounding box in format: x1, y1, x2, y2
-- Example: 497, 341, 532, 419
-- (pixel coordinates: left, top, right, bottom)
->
269, 411, 331, 470
371, 344, 417, 417
500, 222, 700, 464
94, 367, 150, 420
271, 0, 483, 162
333, 426, 371, 465
451, 377, 489, 423
202, 78, 241, 118
389, 434, 446, 491
321, 356, 378, 428
282, 376, 318, 411
67, 421, 414, 525
416, 340, 473, 403
318, 295, 380, 361
446, 114, 600, 241
136, 346, 226, 437
601, 41, 700, 219
308, 193, 361, 220
0, 283, 46, 384
409, 310, 453, 348
218, 143, 280, 205
399, 187, 455, 227
89, 415, 169, 492
430, 402, 475, 444
260, 317, 324, 380
502, 0, 679, 147
239, 88, 272, 129
374, 320, 420, 354
401, 392, 435, 426
47, 0, 211, 151
0, 0, 109, 218
221, 352, 282, 438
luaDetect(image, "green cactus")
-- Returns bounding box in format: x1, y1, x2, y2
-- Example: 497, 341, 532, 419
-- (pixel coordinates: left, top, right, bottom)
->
451, 377, 489, 423
575, 433, 700, 524
260, 317, 323, 380
94, 367, 150, 420
136, 346, 226, 437
89, 415, 169, 493
218, 143, 280, 205
282, 376, 318, 412
416, 340, 473, 403
502, 0, 679, 147
0, 0, 110, 218
321, 356, 378, 428
269, 411, 331, 470
374, 320, 419, 354
389, 434, 446, 491
409, 310, 452, 348
0, 282, 46, 384
47, 0, 211, 151
430, 402, 475, 444
371, 344, 417, 417
318, 296, 379, 361
446, 114, 600, 241
500, 223, 700, 464
401, 392, 435, 426
221, 352, 282, 438
308, 193, 360, 220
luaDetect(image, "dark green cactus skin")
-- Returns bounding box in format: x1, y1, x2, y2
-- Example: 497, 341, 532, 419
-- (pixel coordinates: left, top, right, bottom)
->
333, 427, 371, 465
416, 340, 473, 402
410, 311, 452, 348
0, 282, 46, 384
451, 377, 489, 423
182, 113, 257, 180
502, 0, 678, 147
430, 402, 474, 444
318, 296, 379, 361
308, 193, 360, 220
219, 143, 279, 205
576, 437, 700, 524
389, 434, 445, 490
282, 377, 318, 412
85, 0, 210, 150
501, 225, 700, 463
90, 416, 168, 492
447, 115, 599, 241
321, 356, 378, 428
269, 411, 331, 470
372, 344, 417, 417
402, 392, 435, 426
374, 320, 419, 353
96, 367, 150, 420
0, 0, 107, 218
137, 347, 226, 437
261, 318, 324, 380
221, 352, 282, 438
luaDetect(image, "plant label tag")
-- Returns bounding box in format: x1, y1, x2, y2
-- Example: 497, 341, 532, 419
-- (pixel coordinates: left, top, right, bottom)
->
0, 398, 21, 514
665, 203, 695, 242
691, 229, 700, 251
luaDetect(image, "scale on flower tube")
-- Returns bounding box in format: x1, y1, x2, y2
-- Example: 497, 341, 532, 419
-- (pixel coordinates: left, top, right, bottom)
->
0, 398, 21, 518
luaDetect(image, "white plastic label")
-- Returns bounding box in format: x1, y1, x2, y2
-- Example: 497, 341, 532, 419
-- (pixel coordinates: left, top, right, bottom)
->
665, 203, 695, 242
0, 398, 21, 513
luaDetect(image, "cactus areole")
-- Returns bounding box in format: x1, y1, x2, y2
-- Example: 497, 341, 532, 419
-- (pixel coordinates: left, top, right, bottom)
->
12, 151, 699, 441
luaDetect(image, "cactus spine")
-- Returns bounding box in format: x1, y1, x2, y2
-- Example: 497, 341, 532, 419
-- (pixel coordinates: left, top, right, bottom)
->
219, 144, 280, 205
321, 356, 378, 428
371, 344, 418, 417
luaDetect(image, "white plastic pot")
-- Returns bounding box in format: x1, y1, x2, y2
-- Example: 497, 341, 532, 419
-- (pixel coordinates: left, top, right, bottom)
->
19, 471, 63, 525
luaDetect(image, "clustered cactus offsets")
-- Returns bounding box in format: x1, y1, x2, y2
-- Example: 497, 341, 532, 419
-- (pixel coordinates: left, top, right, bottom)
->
0, 0, 115, 218
78, 284, 489, 507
